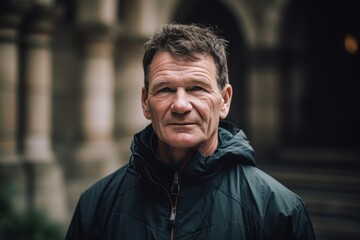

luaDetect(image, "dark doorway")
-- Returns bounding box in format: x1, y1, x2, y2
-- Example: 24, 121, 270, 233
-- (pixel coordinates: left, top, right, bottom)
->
280, 0, 360, 149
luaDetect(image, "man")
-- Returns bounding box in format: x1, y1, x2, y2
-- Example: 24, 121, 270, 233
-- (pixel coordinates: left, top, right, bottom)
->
66, 23, 316, 239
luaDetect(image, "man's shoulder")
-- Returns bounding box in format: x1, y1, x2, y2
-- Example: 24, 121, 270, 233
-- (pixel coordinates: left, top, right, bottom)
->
79, 164, 137, 205
236, 165, 316, 239
239, 165, 304, 211
66, 164, 140, 238
242, 166, 294, 195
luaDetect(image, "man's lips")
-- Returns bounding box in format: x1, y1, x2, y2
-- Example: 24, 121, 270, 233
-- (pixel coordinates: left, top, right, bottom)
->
167, 122, 197, 126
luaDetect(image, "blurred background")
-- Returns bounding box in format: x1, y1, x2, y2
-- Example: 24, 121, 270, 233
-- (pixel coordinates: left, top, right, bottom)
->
0, 0, 359, 239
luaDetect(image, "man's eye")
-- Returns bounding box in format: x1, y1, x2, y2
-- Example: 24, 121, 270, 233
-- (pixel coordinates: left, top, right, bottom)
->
158, 87, 174, 93
189, 86, 204, 92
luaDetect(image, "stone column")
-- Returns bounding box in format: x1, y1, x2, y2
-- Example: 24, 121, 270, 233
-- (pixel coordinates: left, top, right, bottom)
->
21, 3, 68, 225
0, 0, 27, 211
246, 1, 286, 161
23, 23, 53, 163
247, 63, 281, 159
73, 36, 119, 178
68, 0, 119, 201
246, 0, 286, 161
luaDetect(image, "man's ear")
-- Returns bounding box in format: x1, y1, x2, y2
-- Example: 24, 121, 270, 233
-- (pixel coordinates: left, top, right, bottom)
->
220, 84, 232, 119
141, 87, 151, 120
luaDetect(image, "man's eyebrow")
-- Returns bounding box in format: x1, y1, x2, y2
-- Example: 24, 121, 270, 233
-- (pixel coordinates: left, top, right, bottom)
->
151, 78, 211, 89
190, 78, 211, 85
150, 80, 170, 90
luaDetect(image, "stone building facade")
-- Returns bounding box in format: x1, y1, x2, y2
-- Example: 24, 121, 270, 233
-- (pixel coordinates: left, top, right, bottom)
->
0, 0, 359, 239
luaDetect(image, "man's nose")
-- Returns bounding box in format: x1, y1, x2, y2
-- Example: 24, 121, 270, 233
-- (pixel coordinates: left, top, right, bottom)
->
170, 89, 192, 114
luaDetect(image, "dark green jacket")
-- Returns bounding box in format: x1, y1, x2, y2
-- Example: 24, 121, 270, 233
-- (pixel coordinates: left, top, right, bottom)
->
66, 122, 316, 239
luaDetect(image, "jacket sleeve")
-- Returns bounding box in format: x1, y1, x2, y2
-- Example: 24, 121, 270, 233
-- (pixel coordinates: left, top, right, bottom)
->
270, 200, 317, 240
65, 167, 129, 240
65, 195, 90, 240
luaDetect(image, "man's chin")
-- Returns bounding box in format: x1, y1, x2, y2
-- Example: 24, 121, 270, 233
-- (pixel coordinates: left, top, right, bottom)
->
165, 136, 201, 149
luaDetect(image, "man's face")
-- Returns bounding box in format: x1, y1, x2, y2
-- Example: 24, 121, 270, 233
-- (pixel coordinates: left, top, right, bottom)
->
142, 51, 232, 155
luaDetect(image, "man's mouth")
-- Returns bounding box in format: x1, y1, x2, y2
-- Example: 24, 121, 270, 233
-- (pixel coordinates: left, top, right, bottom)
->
168, 122, 195, 126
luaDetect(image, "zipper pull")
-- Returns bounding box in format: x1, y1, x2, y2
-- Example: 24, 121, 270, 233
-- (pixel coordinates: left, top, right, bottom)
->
170, 172, 180, 195
168, 207, 177, 228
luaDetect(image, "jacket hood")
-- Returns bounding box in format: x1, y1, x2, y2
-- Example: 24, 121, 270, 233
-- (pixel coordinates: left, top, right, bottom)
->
129, 121, 256, 180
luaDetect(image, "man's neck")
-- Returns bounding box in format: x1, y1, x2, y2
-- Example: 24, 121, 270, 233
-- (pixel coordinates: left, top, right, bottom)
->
156, 144, 195, 167
155, 134, 219, 167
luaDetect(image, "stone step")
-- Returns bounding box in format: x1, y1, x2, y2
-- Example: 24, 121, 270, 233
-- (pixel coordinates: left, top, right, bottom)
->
297, 190, 360, 220
311, 216, 360, 240
261, 165, 360, 193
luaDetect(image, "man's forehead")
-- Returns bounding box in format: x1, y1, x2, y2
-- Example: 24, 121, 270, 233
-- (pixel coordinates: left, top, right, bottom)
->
150, 51, 215, 72
149, 52, 216, 83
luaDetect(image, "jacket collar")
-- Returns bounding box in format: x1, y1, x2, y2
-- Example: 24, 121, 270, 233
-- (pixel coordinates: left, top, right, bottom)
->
129, 121, 256, 180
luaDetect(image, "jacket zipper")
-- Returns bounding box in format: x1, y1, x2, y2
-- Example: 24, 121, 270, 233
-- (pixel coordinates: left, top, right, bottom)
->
137, 155, 191, 240
137, 160, 180, 240
168, 157, 191, 240
169, 172, 180, 240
